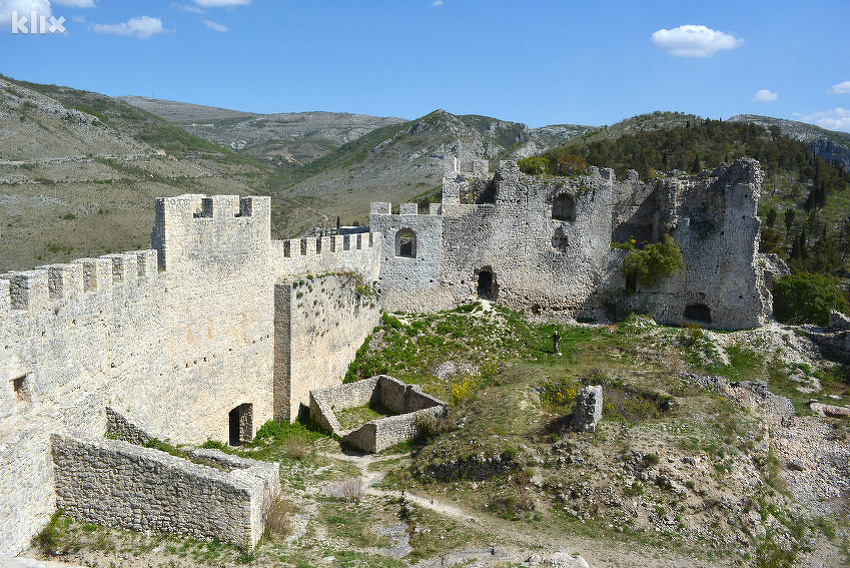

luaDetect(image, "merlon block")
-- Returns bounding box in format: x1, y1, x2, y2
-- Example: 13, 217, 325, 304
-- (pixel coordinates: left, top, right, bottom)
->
42, 263, 84, 300
371, 202, 391, 215
133, 250, 158, 279
0, 276, 10, 312
400, 203, 418, 215
8, 270, 49, 310
73, 258, 112, 292
101, 253, 138, 284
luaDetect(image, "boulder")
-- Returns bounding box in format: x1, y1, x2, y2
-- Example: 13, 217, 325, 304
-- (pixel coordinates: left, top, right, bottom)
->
828, 309, 850, 331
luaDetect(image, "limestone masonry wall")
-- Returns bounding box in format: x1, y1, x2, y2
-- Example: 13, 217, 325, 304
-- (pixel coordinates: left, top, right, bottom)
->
0, 155, 780, 554
0, 192, 382, 555
372, 158, 776, 329
310, 375, 447, 453
273, 273, 381, 422
0, 427, 55, 556
51, 433, 279, 547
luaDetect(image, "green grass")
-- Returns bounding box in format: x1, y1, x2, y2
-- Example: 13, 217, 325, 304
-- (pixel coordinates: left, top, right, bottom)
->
335, 402, 394, 430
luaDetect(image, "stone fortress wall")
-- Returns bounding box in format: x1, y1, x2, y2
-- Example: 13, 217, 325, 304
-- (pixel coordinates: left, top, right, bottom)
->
1, 155, 781, 555
373, 158, 779, 329
0, 194, 381, 555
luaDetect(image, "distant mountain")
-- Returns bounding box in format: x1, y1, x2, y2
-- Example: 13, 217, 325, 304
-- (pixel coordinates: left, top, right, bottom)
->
263, 109, 596, 226
12, 74, 848, 275
729, 114, 850, 174
119, 96, 408, 165
0, 77, 270, 271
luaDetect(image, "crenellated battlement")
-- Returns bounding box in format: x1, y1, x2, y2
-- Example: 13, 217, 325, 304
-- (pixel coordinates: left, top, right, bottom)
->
150, 194, 271, 272
370, 202, 443, 216
278, 232, 376, 258
0, 250, 158, 313
270, 230, 381, 282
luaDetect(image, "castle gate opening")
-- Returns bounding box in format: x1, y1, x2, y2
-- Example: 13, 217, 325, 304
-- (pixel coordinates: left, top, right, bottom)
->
476, 267, 497, 300
684, 303, 712, 324
228, 403, 253, 446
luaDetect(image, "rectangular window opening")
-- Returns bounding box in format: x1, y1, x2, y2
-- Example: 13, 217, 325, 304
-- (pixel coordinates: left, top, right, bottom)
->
13, 376, 29, 402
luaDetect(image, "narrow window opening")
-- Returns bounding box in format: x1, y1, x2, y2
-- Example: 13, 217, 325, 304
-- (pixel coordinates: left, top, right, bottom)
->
625, 274, 636, 295
13, 375, 29, 402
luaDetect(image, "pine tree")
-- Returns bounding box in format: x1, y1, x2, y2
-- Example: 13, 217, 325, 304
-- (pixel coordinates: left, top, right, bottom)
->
784, 209, 796, 235
766, 207, 778, 229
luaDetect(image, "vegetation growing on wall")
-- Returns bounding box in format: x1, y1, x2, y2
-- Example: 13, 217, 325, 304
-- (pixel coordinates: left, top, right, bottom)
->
615, 235, 684, 289
523, 116, 850, 304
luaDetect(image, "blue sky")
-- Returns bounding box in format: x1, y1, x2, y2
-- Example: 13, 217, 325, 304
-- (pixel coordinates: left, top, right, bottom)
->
1, 0, 849, 131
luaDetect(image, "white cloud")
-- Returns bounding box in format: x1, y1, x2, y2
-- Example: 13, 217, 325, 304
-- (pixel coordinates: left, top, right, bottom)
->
752, 89, 778, 102
193, 0, 249, 7
800, 108, 850, 132
431, 1, 443, 6
0, 0, 51, 28
828, 81, 850, 95
53, 0, 95, 7
91, 15, 166, 39
171, 3, 204, 13
203, 18, 227, 31
651, 24, 743, 58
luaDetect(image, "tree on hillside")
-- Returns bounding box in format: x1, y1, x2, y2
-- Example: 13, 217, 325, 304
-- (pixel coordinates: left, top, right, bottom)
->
766, 207, 778, 229
784, 209, 796, 235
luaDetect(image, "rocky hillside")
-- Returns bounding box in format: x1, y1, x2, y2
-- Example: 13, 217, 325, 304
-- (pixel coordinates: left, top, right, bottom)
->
0, 77, 268, 272
119, 95, 408, 164
24, 308, 850, 568
729, 114, 850, 174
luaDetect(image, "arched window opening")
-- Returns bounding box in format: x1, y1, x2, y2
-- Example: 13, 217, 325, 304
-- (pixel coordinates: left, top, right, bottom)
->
395, 228, 417, 258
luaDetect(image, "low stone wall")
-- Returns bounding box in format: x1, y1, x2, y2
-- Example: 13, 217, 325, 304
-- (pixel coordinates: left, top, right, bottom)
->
51, 433, 279, 548
421, 452, 516, 481
309, 376, 379, 433
310, 375, 447, 453
803, 311, 850, 361
105, 406, 160, 446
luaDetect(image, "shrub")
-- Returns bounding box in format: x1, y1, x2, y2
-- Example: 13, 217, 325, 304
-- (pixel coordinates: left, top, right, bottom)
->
621, 234, 684, 288
415, 412, 455, 442
772, 273, 848, 326
517, 156, 549, 175
682, 321, 703, 346
449, 376, 475, 405
264, 496, 294, 539
340, 478, 363, 502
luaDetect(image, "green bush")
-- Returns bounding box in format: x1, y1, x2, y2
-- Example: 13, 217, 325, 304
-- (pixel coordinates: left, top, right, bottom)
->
772, 273, 848, 326
517, 156, 549, 175
621, 234, 684, 288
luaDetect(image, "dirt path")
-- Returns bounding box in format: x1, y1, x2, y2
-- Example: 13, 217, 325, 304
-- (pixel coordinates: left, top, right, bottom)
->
317, 450, 728, 568
320, 451, 478, 524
